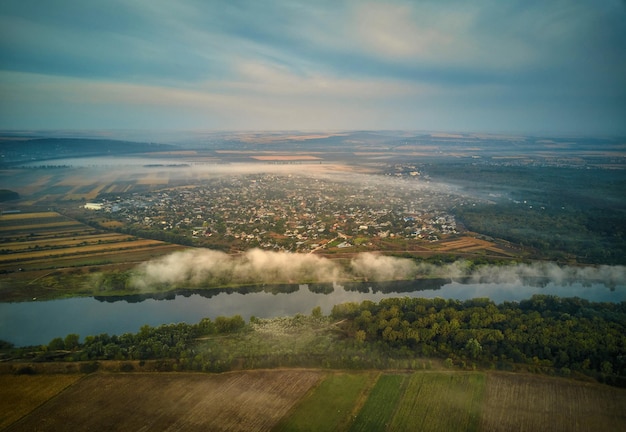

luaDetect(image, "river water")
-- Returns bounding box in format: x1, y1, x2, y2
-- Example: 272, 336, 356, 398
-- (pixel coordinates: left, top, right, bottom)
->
1, 279, 624, 346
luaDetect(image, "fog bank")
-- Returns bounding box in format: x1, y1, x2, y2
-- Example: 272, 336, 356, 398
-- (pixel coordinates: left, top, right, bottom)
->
132, 249, 626, 290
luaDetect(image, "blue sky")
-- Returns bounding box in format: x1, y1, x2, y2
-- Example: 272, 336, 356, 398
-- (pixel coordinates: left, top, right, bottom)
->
1, 0, 625, 134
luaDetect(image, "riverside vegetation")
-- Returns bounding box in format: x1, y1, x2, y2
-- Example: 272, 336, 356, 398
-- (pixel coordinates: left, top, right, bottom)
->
3, 295, 624, 387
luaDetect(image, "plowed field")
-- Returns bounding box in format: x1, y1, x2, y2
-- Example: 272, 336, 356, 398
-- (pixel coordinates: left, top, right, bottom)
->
4, 370, 323, 432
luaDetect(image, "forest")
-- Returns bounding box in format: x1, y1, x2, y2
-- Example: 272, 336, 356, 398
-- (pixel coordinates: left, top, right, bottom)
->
422, 162, 626, 264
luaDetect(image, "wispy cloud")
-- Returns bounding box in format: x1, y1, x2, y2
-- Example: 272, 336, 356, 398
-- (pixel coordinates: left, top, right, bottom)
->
1, 0, 624, 133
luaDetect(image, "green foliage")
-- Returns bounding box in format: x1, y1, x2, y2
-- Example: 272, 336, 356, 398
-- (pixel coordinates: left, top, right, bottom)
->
63, 334, 80, 351
47, 337, 65, 351
337, 295, 626, 383
214, 315, 246, 333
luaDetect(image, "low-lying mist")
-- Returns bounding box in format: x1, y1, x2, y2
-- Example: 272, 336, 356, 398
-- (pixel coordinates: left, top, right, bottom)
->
131, 249, 626, 290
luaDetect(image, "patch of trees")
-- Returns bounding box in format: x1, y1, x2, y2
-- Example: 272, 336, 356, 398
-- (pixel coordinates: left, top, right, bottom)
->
331, 295, 626, 385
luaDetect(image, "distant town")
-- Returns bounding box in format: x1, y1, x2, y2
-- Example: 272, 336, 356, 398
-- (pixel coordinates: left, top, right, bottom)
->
87, 172, 469, 253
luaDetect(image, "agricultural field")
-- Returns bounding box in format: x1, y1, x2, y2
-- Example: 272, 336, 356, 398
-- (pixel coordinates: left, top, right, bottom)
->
3, 370, 323, 432
429, 236, 518, 258
389, 372, 485, 432
273, 372, 378, 432
2, 370, 624, 432
0, 211, 186, 301
349, 373, 409, 432
0, 374, 83, 430
479, 373, 626, 432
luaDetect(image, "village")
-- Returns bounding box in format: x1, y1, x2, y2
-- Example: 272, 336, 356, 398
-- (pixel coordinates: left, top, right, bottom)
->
87, 172, 469, 252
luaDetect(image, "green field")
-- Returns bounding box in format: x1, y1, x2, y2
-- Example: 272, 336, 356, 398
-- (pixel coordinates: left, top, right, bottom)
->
349, 373, 409, 432
389, 372, 485, 432
274, 372, 377, 432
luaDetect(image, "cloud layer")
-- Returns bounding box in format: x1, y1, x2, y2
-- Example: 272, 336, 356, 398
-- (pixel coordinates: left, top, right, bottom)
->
1, 0, 625, 133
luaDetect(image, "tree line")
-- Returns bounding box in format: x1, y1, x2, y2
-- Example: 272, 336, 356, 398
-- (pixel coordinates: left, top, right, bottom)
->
5, 294, 624, 386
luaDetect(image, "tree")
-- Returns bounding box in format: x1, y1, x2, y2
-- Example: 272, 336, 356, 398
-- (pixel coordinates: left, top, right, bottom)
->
64, 333, 80, 351
465, 338, 483, 360
48, 337, 65, 351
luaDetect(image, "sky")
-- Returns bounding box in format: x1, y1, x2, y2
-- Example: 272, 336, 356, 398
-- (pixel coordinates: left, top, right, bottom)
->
0, 0, 625, 135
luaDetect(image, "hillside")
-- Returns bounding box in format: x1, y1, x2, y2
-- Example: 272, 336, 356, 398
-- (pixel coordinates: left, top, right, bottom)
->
0, 138, 178, 165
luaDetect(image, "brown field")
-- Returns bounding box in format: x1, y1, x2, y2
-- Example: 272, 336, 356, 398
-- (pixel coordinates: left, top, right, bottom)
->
4, 370, 323, 432
432, 236, 516, 257
0, 374, 83, 430
479, 373, 626, 432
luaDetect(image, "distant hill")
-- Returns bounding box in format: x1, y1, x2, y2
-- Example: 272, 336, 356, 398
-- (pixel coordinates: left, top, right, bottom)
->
0, 138, 179, 165
0, 189, 19, 202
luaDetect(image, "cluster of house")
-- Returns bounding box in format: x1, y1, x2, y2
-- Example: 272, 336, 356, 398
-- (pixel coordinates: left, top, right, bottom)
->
85, 173, 464, 251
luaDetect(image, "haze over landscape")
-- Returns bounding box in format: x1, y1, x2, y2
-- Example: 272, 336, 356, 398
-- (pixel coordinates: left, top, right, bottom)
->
1, 0, 625, 134
1, 2, 626, 431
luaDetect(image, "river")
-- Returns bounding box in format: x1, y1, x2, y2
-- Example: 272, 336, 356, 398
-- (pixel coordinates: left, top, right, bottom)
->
1, 279, 624, 346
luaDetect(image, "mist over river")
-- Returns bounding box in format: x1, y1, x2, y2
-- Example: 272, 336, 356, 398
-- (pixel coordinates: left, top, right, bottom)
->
1, 279, 624, 347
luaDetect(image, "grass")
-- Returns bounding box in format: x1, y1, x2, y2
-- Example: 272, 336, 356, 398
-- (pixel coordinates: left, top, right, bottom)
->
274, 372, 376, 432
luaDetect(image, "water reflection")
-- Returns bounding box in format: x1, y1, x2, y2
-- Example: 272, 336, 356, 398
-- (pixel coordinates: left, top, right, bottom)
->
1, 279, 623, 347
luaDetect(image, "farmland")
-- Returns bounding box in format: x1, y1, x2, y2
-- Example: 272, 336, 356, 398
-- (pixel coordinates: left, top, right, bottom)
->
389, 372, 485, 431
3, 370, 324, 432
0, 211, 186, 301
2, 370, 625, 431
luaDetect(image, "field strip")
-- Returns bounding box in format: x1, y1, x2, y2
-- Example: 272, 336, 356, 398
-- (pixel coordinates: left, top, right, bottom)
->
0, 212, 60, 221
0, 240, 166, 262
389, 372, 485, 431
2, 228, 98, 240
349, 373, 409, 432
0, 244, 185, 269
0, 234, 133, 251
0, 221, 82, 232
275, 372, 376, 432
